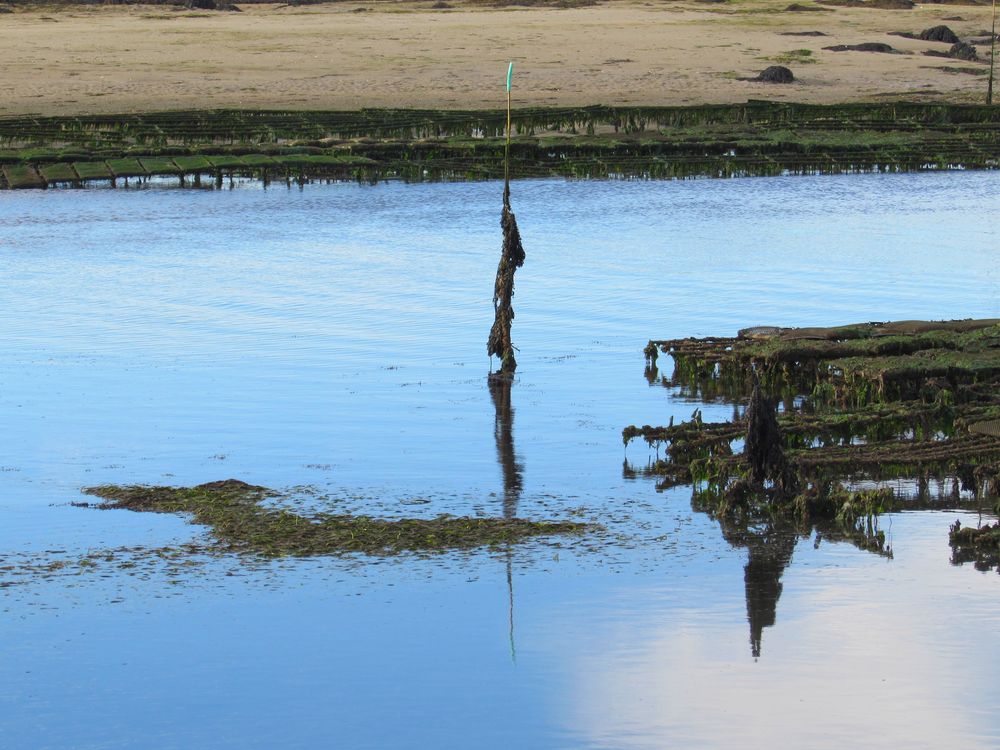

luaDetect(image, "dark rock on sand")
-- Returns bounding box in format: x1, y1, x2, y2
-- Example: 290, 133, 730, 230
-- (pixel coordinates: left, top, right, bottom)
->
780, 30, 828, 35
824, 42, 896, 53
759, 65, 795, 83
818, 0, 913, 8
890, 25, 960, 42
925, 41, 980, 61
946, 41, 979, 60
919, 25, 960, 43
187, 0, 242, 10
739, 66, 795, 83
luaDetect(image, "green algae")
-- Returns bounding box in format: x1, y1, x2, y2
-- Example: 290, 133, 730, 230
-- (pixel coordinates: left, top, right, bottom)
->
647, 319, 1000, 407
81, 480, 589, 557
37, 162, 77, 183
71, 161, 113, 180
1, 164, 43, 188
106, 158, 147, 178
627, 318, 1000, 566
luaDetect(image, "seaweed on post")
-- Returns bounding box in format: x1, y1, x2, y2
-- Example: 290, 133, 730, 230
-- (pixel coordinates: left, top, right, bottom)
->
745, 369, 792, 491
488, 63, 526, 382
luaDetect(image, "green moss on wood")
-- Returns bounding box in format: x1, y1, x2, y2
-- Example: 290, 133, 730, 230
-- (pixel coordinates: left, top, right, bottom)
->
72, 161, 112, 180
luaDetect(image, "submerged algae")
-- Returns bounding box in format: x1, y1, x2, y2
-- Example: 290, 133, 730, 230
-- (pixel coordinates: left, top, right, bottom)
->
82, 480, 589, 557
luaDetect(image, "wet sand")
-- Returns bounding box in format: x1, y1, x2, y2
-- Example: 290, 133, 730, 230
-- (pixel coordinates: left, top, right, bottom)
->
0, 0, 995, 117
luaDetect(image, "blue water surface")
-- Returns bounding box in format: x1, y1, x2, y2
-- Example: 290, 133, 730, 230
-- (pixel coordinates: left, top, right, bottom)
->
1, 172, 999, 749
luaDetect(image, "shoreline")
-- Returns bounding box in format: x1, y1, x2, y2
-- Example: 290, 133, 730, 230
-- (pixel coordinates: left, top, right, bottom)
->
2, 101, 998, 188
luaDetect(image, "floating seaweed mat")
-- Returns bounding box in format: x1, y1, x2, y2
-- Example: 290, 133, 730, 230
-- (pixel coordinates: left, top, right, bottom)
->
72, 162, 112, 181
969, 420, 1000, 438
2, 165, 44, 189
106, 158, 147, 178
38, 163, 77, 183
171, 155, 214, 172
137, 157, 180, 175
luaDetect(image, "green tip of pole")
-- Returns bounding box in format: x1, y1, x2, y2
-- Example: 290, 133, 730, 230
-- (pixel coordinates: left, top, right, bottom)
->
506, 62, 514, 93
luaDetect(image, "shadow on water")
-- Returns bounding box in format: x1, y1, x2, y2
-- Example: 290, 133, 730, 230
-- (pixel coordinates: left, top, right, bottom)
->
490, 376, 523, 661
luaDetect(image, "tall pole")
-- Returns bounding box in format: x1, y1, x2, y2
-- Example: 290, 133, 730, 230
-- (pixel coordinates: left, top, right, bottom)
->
989, 0, 997, 105
488, 61, 525, 379
504, 62, 513, 206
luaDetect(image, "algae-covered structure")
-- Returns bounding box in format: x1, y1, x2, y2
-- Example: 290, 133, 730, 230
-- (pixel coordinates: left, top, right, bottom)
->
626, 317, 1000, 653
627, 319, 1000, 568
3, 102, 1000, 189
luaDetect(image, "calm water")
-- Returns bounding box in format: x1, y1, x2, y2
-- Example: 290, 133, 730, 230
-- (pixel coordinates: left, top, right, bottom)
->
2, 172, 1000, 749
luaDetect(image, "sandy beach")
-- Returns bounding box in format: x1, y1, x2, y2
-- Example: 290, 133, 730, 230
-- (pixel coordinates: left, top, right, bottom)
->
0, 1, 994, 117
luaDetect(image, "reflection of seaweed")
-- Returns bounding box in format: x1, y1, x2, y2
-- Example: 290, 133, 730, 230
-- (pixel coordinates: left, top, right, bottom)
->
718, 517, 798, 659
697, 487, 891, 658
949, 518, 1000, 571
490, 375, 524, 661
490, 377, 524, 518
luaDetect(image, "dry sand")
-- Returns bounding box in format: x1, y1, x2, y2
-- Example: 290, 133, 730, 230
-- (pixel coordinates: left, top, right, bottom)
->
0, 0, 995, 116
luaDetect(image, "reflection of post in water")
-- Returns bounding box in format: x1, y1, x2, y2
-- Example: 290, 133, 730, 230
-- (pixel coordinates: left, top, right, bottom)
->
717, 518, 797, 659
490, 376, 523, 661
489, 376, 523, 518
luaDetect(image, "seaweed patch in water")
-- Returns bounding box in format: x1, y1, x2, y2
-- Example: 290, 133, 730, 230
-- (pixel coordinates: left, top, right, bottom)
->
81, 480, 588, 557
